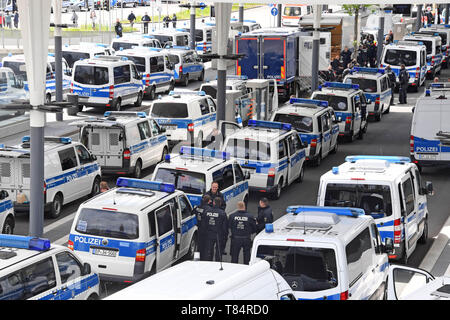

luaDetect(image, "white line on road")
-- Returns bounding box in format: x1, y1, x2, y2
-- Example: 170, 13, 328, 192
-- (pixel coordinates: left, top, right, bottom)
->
43, 212, 76, 235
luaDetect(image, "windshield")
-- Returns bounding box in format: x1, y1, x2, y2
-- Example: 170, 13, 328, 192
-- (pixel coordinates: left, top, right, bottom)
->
313, 94, 348, 111
345, 77, 378, 93
3, 61, 27, 81
151, 102, 188, 118
256, 245, 338, 292
75, 208, 139, 239
153, 168, 206, 195
62, 51, 90, 68
383, 49, 417, 67
112, 42, 139, 51
225, 138, 271, 161
273, 113, 313, 133
324, 183, 393, 218
74, 65, 109, 85
122, 55, 146, 73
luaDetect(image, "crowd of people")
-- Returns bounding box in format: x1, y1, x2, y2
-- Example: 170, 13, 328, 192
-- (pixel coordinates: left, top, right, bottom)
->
0, 11, 19, 29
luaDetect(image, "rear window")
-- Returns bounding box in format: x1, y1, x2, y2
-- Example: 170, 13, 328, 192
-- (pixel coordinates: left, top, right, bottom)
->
3, 61, 27, 81
123, 55, 146, 73
75, 208, 139, 239
201, 85, 217, 99
154, 35, 173, 45
153, 168, 206, 195
151, 102, 188, 118
273, 113, 313, 133
225, 138, 271, 161
112, 42, 139, 51
405, 39, 432, 54
346, 77, 378, 93
74, 65, 109, 85
168, 54, 180, 65
383, 49, 417, 67
313, 94, 348, 111
62, 51, 90, 68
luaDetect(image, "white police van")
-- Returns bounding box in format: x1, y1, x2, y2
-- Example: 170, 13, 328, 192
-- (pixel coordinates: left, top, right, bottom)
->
403, 33, 443, 80
115, 47, 175, 100
0, 234, 100, 300
110, 34, 162, 52
181, 23, 214, 55
163, 47, 205, 86
250, 206, 393, 300
0, 67, 27, 104
0, 190, 14, 234
0, 136, 101, 219
71, 55, 145, 111
149, 90, 216, 147
152, 147, 249, 215
419, 27, 450, 68
1, 53, 72, 103
68, 178, 198, 284
70, 111, 168, 178
62, 42, 115, 69
380, 40, 427, 92
149, 29, 191, 49
311, 82, 368, 142
221, 120, 306, 200
344, 67, 393, 121
317, 155, 433, 265
270, 98, 339, 166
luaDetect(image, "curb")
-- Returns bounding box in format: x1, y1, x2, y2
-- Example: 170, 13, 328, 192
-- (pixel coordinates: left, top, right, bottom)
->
419, 214, 450, 274
0, 115, 30, 141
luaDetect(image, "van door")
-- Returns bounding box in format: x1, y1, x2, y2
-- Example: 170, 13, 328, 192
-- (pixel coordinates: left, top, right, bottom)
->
353, 95, 362, 135
0, 157, 19, 201
286, 134, 303, 184
232, 162, 248, 208
439, 101, 450, 162
213, 164, 236, 215
399, 173, 419, 260
320, 112, 332, 157
368, 222, 389, 300
236, 37, 259, 79
55, 251, 89, 300
386, 265, 434, 300
262, 38, 284, 81
83, 127, 106, 166
105, 127, 124, 168
154, 202, 176, 271
74, 144, 95, 197
277, 139, 289, 188
177, 194, 195, 255
56, 146, 79, 202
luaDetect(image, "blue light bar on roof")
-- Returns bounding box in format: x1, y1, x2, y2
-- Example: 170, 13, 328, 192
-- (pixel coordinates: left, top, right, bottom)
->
248, 119, 292, 131
142, 35, 155, 39
179, 146, 230, 160
104, 111, 147, 118
352, 67, 385, 74
289, 98, 328, 107
169, 91, 205, 96
96, 43, 108, 48
22, 136, 72, 144
0, 234, 51, 251
345, 155, 411, 164
226, 75, 248, 80
323, 82, 360, 90
116, 177, 175, 193
286, 205, 365, 217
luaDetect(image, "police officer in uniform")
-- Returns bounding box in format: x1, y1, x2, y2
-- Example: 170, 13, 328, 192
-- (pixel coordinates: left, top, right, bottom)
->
256, 197, 273, 233
229, 201, 257, 264
193, 194, 212, 260
398, 64, 409, 104
205, 181, 226, 211
204, 197, 228, 261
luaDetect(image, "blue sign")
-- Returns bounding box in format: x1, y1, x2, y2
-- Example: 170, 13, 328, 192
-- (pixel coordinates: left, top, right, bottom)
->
271, 7, 278, 16
199, 2, 206, 9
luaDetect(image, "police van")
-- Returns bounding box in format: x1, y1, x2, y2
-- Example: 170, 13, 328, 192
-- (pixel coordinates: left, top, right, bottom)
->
1, 53, 72, 103
163, 47, 205, 86
152, 147, 249, 215
62, 42, 115, 69
229, 18, 262, 33
317, 155, 433, 264
380, 41, 427, 92
70, 111, 168, 178
181, 23, 214, 55
250, 206, 393, 300
115, 47, 175, 99
0, 67, 27, 104
311, 82, 368, 142
403, 33, 443, 80
0, 190, 14, 234
220, 119, 306, 200
419, 27, 450, 68
344, 67, 393, 121
149, 90, 216, 147
68, 178, 198, 284
149, 29, 191, 49
0, 234, 100, 300
71, 55, 145, 112
270, 98, 339, 166
110, 34, 162, 52
0, 136, 101, 219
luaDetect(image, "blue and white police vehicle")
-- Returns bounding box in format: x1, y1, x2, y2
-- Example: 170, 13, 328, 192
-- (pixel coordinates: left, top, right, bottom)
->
0, 67, 27, 104
149, 90, 216, 147
250, 206, 393, 300
317, 155, 433, 265
71, 55, 145, 111
344, 67, 393, 121
110, 34, 162, 52
0, 235, 100, 300
148, 29, 191, 49
68, 178, 198, 284
163, 47, 205, 86
152, 147, 249, 215
419, 26, 450, 69
0, 136, 101, 219
0, 190, 14, 234
180, 23, 214, 55
221, 120, 306, 200
115, 47, 175, 99
270, 98, 339, 166
70, 111, 168, 178
62, 42, 114, 69
311, 82, 368, 142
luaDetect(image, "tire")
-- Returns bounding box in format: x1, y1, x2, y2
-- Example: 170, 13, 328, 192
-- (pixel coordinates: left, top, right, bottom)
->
182, 74, 189, 87
90, 177, 101, 197
418, 218, 428, 244
400, 243, 408, 265
167, 80, 175, 93
78, 104, 84, 113
112, 98, 121, 111
198, 70, 204, 81
295, 166, 304, 183
148, 86, 156, 100
134, 91, 143, 107
375, 111, 382, 122
357, 127, 364, 140
160, 147, 168, 162
87, 294, 99, 300
48, 193, 63, 219
330, 140, 338, 154
314, 152, 322, 167
2, 216, 14, 234
384, 105, 390, 114
184, 233, 198, 260
133, 160, 142, 179
195, 131, 203, 148
271, 180, 282, 200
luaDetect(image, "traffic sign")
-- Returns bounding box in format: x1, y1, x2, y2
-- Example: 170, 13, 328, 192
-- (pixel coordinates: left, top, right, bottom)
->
271, 7, 278, 16
200, 2, 206, 10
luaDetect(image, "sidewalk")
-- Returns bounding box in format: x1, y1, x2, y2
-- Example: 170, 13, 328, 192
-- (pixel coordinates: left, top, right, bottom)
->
420, 214, 450, 276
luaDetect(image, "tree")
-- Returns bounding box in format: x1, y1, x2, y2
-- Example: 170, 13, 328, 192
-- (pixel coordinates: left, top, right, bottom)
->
342, 5, 372, 59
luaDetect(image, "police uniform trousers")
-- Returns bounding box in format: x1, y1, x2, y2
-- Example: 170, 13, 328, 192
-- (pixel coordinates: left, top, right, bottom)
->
230, 236, 252, 265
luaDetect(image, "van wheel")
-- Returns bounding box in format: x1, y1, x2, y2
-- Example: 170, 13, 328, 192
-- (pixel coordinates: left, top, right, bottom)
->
90, 177, 101, 197
133, 160, 142, 179
198, 70, 204, 81
182, 74, 189, 86
314, 152, 322, 167
112, 98, 121, 111
271, 179, 283, 200
375, 112, 382, 122
168, 81, 175, 92
295, 166, 304, 183
185, 233, 198, 260
400, 244, 408, 265
160, 147, 168, 162
87, 293, 99, 300
78, 105, 84, 113
331, 141, 338, 154
134, 91, 143, 107
48, 193, 63, 219
195, 131, 203, 148
418, 218, 428, 244
148, 86, 156, 100
2, 216, 14, 234
45, 93, 51, 104
357, 127, 364, 140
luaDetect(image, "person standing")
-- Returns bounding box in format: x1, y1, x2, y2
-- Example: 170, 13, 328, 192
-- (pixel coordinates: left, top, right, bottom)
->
90, 9, 96, 30
127, 10, 136, 29
172, 13, 177, 28
331, 55, 343, 77
13, 11, 18, 29
193, 194, 212, 260
385, 65, 396, 105
340, 46, 352, 70
205, 181, 226, 211
229, 201, 257, 264
115, 18, 123, 38
71, 10, 78, 27
398, 64, 409, 104
5, 11, 11, 29
203, 198, 228, 262
256, 197, 273, 233
142, 12, 151, 34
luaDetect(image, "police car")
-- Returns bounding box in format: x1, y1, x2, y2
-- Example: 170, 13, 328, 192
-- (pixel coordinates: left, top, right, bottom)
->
148, 29, 191, 49
68, 178, 198, 284
110, 34, 162, 52
1, 53, 72, 103
0, 136, 101, 219
62, 42, 115, 69
0, 67, 27, 104
419, 27, 450, 69
152, 147, 249, 215
149, 90, 216, 147
0, 234, 100, 300
270, 98, 339, 166
250, 206, 393, 300
317, 155, 433, 265
344, 67, 393, 121
71, 55, 145, 111
115, 47, 175, 99
380, 40, 427, 92
221, 120, 306, 200
181, 23, 214, 55
163, 47, 205, 86
0, 190, 14, 234
70, 111, 168, 178
311, 82, 368, 142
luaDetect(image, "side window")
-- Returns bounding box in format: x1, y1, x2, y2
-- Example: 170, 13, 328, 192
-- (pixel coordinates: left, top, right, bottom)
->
147, 211, 156, 237
22, 257, 57, 298
199, 98, 210, 115
131, 64, 140, 80
233, 163, 244, 183
56, 251, 82, 285
157, 56, 165, 72
137, 121, 152, 140
178, 195, 192, 220
402, 177, 415, 215
212, 164, 234, 191
345, 228, 373, 287
0, 270, 25, 300
321, 113, 330, 131
354, 96, 361, 112
293, 134, 303, 151
150, 57, 159, 73
287, 135, 295, 156
114, 64, 131, 84
155, 204, 173, 236
369, 223, 382, 254
150, 120, 161, 136
75, 145, 92, 165
58, 147, 78, 171
278, 139, 287, 160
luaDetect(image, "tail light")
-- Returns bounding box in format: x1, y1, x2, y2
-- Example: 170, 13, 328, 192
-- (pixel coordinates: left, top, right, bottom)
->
68, 239, 74, 251
187, 123, 194, 132
70, 82, 73, 94
109, 85, 114, 99
136, 248, 146, 262
431, 56, 435, 66
310, 139, 317, 148
145, 74, 150, 86
375, 97, 380, 105
179, 65, 183, 75
345, 116, 352, 124
268, 168, 276, 178
380, 63, 384, 68
394, 218, 402, 244
43, 182, 47, 196
340, 291, 349, 300
123, 149, 131, 160
410, 135, 414, 153
203, 41, 207, 53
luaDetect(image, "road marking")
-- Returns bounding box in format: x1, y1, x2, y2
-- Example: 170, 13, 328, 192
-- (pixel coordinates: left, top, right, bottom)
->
54, 235, 69, 246
43, 212, 76, 234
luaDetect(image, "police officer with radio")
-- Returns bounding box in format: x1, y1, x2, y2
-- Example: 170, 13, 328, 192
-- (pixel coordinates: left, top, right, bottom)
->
204, 197, 228, 262
193, 194, 212, 260
229, 201, 257, 264
399, 64, 409, 104
205, 181, 226, 211
256, 197, 273, 233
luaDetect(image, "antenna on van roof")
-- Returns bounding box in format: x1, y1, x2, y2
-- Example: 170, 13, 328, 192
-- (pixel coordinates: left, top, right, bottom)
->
217, 233, 224, 271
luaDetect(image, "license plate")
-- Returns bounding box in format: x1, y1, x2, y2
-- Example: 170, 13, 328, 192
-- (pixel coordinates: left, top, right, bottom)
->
92, 248, 117, 257
418, 153, 437, 160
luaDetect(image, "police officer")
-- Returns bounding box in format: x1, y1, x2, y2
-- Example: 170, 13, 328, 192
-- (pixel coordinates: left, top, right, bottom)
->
229, 201, 257, 264
205, 181, 226, 211
398, 64, 409, 104
204, 197, 228, 261
385, 65, 396, 105
256, 197, 273, 233
193, 194, 212, 260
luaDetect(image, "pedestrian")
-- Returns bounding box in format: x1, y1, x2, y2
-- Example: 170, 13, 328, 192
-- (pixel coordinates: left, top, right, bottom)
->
13, 11, 18, 29
385, 65, 396, 105
5, 11, 11, 29
115, 18, 123, 38
357, 44, 368, 67
100, 181, 109, 193
90, 9, 96, 30
127, 10, 136, 29
367, 40, 377, 68
398, 64, 409, 104
434, 77, 440, 83
142, 12, 151, 34
256, 197, 273, 233
172, 13, 177, 28
71, 10, 78, 27
340, 46, 352, 70
229, 201, 257, 264
204, 197, 228, 262
163, 15, 170, 28
331, 55, 343, 77
193, 194, 212, 260
388, 30, 394, 43
205, 181, 226, 211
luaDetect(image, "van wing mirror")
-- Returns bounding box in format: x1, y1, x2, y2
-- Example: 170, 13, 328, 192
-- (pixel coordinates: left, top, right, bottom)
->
82, 263, 92, 276
0, 190, 8, 200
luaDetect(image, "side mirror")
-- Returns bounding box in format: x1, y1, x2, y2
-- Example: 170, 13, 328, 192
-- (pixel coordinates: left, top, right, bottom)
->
384, 238, 394, 254
82, 263, 92, 276
90, 154, 97, 161
244, 170, 251, 180
426, 181, 434, 196
0, 190, 8, 200
302, 141, 308, 149
367, 99, 372, 104
160, 127, 166, 133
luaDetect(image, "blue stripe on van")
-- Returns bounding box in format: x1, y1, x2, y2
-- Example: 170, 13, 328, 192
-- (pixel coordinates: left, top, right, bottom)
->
38, 274, 99, 300
0, 200, 13, 213
45, 163, 99, 190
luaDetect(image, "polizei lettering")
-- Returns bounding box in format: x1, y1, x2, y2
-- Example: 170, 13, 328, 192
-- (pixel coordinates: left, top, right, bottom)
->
234, 216, 248, 222
74, 236, 102, 246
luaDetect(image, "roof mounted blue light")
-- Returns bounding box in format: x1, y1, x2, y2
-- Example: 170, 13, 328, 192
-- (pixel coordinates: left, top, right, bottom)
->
104, 111, 147, 118
116, 178, 175, 193
332, 166, 339, 175
345, 155, 411, 164
265, 223, 274, 233
323, 82, 360, 90
0, 234, 50, 251
168, 91, 205, 96
180, 146, 230, 160
226, 75, 248, 80
352, 67, 385, 74
248, 119, 292, 131
286, 205, 365, 217
289, 98, 328, 107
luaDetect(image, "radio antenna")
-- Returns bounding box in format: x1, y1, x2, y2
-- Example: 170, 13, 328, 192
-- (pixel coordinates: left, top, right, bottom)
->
217, 233, 224, 271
